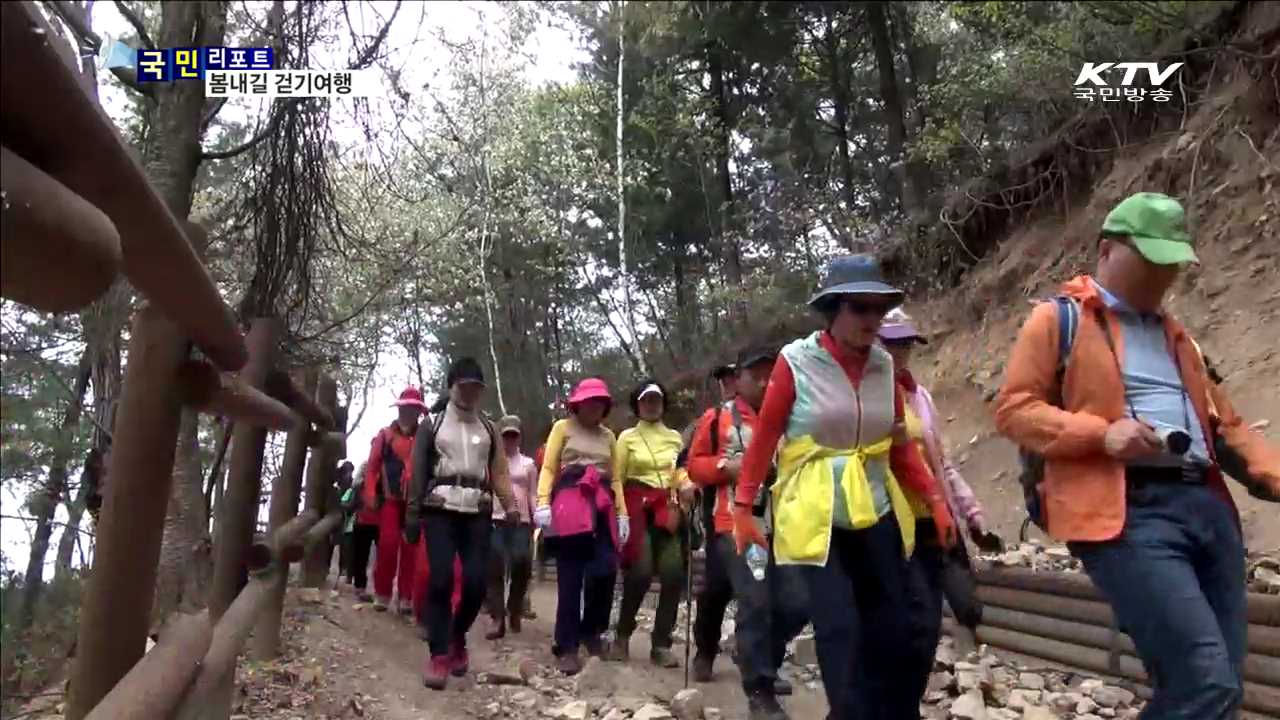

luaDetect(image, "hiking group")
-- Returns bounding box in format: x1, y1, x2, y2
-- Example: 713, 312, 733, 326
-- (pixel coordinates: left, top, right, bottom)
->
333, 192, 1278, 720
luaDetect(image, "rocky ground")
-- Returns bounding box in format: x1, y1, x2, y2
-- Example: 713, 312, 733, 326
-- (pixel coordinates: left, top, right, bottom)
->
19, 541, 1274, 720
219, 573, 1165, 720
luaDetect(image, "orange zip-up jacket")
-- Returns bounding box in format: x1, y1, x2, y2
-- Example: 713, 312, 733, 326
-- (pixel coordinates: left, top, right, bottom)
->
361, 421, 416, 511
687, 397, 761, 534
995, 275, 1280, 542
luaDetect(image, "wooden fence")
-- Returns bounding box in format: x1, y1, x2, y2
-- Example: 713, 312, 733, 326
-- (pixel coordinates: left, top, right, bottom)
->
1, 4, 347, 718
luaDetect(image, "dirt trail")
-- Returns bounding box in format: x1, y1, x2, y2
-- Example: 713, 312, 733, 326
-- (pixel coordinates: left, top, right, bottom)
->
238, 581, 829, 720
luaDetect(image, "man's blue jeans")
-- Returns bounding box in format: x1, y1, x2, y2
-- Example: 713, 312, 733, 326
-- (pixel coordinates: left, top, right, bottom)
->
710, 533, 810, 693
1069, 480, 1246, 720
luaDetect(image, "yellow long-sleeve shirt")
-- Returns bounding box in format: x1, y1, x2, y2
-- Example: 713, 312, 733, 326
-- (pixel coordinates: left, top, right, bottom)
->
536, 417, 624, 517
613, 420, 684, 490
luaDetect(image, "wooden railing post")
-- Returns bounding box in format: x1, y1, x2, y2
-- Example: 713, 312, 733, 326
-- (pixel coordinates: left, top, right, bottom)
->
250, 369, 317, 660
199, 319, 278, 720
66, 305, 190, 720
302, 374, 339, 588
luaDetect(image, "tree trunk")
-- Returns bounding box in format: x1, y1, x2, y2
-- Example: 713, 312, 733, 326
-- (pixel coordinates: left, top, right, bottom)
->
152, 409, 212, 628
57, 280, 131, 580
614, 0, 646, 374
707, 34, 745, 317
54, 460, 93, 580
824, 10, 859, 218
17, 349, 91, 631
868, 1, 917, 216
893, 4, 938, 215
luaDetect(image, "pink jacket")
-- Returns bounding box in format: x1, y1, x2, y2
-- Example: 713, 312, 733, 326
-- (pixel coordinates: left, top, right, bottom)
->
907, 383, 985, 530
549, 465, 620, 548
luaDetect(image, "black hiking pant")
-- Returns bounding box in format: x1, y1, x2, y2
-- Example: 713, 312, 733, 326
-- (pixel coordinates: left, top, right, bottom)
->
423, 509, 491, 657
350, 522, 378, 591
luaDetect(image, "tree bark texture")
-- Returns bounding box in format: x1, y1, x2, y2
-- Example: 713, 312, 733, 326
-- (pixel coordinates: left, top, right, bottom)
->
302, 375, 339, 587
17, 348, 91, 631
152, 409, 212, 629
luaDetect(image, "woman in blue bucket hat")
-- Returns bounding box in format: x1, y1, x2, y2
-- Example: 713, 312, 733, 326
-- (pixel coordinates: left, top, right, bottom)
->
732, 254, 958, 720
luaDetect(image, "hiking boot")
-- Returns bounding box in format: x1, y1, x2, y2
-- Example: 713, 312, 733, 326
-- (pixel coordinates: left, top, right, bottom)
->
773, 677, 793, 696
650, 647, 679, 669
747, 690, 789, 720
583, 636, 605, 658
605, 635, 630, 662
448, 641, 470, 677
373, 596, 389, 612
485, 618, 506, 641
423, 655, 450, 691
691, 654, 715, 682
557, 652, 583, 676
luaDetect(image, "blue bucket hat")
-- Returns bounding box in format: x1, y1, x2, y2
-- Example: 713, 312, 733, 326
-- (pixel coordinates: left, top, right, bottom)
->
808, 254, 905, 308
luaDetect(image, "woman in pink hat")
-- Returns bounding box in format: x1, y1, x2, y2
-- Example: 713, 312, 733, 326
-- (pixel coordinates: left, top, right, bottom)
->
363, 386, 429, 612
534, 377, 628, 675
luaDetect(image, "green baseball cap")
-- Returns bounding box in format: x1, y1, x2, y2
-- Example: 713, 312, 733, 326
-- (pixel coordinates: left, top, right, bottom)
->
1101, 192, 1198, 265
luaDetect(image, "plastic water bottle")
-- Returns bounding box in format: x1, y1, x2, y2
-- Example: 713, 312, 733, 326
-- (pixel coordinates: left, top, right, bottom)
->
746, 544, 768, 582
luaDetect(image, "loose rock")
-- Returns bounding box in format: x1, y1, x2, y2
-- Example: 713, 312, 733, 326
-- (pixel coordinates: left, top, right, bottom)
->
950, 689, 988, 720
1017, 673, 1045, 691
791, 634, 818, 666
670, 688, 704, 720
633, 704, 675, 720
1091, 686, 1135, 709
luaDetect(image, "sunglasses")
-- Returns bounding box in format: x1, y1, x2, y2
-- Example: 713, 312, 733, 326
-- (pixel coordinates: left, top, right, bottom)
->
840, 298, 894, 317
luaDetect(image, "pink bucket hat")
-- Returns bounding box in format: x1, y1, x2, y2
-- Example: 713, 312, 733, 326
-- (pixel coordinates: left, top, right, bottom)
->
391, 386, 429, 409
568, 378, 612, 410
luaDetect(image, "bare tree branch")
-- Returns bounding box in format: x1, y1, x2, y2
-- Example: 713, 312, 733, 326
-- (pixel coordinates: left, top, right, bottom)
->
111, 0, 154, 50
200, 1, 401, 161
200, 98, 303, 160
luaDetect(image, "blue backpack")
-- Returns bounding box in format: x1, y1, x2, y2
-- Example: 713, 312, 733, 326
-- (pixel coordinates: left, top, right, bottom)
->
1017, 297, 1079, 531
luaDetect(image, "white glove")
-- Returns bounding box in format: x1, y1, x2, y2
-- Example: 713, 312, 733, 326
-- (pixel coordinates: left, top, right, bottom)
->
534, 505, 552, 529
617, 517, 631, 545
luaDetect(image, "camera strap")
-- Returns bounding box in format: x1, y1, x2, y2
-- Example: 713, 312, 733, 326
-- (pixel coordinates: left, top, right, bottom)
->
1095, 309, 1192, 435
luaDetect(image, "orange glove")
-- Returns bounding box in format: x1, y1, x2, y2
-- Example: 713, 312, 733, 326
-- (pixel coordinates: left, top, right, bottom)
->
732, 503, 767, 555
928, 496, 958, 549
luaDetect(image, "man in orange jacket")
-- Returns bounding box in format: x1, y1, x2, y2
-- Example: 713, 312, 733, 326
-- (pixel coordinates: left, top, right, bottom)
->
688, 348, 809, 720
996, 192, 1279, 720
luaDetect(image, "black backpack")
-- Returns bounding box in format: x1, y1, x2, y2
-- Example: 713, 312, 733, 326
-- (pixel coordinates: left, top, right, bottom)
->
379, 426, 408, 499
1017, 297, 1078, 531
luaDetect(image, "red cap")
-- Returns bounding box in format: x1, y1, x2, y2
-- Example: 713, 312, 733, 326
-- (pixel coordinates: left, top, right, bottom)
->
392, 386, 429, 409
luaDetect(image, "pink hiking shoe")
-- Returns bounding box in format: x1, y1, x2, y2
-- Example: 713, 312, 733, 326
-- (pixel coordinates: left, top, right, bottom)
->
423, 655, 450, 690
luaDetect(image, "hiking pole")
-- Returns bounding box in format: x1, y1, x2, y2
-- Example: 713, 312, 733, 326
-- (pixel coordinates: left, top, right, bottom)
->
683, 509, 694, 689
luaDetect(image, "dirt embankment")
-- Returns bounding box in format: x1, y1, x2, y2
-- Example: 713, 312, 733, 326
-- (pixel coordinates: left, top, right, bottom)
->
906, 4, 1280, 551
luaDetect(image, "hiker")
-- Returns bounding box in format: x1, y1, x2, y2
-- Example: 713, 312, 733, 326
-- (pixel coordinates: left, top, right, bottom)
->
691, 364, 740, 673
995, 192, 1280, 720
405, 357, 520, 690
689, 347, 810, 720
879, 310, 993, 708
733, 254, 956, 720
334, 461, 355, 582
348, 461, 378, 600
608, 380, 693, 668
364, 386, 428, 612
485, 414, 537, 640
534, 378, 625, 676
